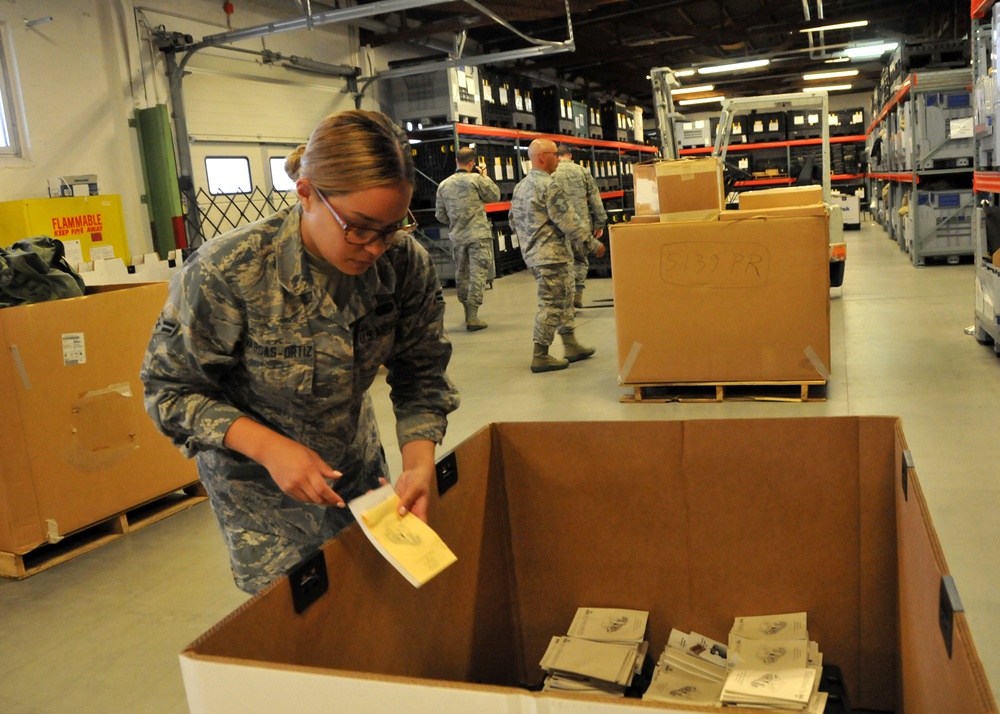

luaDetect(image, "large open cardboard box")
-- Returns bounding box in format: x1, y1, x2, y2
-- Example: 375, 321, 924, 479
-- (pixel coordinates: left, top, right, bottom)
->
609, 215, 830, 384
181, 418, 996, 714
0, 283, 199, 556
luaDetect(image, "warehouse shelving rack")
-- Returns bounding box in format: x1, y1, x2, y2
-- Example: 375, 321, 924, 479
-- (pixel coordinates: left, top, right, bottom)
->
867, 67, 975, 266
679, 135, 867, 192
971, 0, 1000, 353
408, 122, 658, 279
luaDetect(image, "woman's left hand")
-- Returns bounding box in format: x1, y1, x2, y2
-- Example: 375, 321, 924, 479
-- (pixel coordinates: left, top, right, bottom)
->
395, 439, 437, 522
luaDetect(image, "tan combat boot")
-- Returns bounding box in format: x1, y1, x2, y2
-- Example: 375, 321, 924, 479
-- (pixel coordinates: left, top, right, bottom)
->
561, 330, 595, 362
465, 304, 487, 332
573, 292, 584, 309
530, 343, 569, 373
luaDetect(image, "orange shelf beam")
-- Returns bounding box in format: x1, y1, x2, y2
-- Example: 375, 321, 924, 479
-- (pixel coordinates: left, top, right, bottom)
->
486, 189, 626, 213
973, 0, 995, 19
867, 77, 913, 135
454, 123, 657, 153
679, 134, 866, 156
734, 178, 794, 186
974, 171, 1000, 193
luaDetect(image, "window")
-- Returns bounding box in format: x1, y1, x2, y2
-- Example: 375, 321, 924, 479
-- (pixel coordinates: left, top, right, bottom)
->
0, 26, 22, 156
205, 156, 252, 194
269, 156, 296, 192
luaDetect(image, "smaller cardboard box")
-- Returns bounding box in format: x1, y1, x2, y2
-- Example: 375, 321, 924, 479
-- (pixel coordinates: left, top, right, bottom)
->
739, 185, 823, 210
633, 157, 723, 222
0, 283, 199, 556
179, 418, 997, 714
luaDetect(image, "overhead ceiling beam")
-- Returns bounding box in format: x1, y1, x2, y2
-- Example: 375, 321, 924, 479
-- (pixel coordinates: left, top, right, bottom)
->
192, 0, 453, 50
365, 14, 486, 47
370, 43, 574, 80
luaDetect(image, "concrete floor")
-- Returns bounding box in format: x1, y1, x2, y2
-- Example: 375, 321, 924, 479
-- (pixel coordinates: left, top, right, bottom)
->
1, 220, 998, 712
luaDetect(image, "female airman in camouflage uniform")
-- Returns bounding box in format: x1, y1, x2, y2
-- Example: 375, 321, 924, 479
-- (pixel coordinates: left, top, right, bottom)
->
141, 110, 459, 593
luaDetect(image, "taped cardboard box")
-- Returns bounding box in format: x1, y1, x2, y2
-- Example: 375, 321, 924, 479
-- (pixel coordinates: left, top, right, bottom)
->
719, 204, 829, 221
738, 185, 824, 210
609, 215, 830, 384
180, 418, 997, 714
633, 157, 723, 222
0, 283, 198, 556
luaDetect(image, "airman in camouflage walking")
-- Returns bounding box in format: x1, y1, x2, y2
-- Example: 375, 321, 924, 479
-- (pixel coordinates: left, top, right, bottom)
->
435, 147, 500, 331
141, 111, 459, 594
510, 138, 605, 373
553, 144, 607, 308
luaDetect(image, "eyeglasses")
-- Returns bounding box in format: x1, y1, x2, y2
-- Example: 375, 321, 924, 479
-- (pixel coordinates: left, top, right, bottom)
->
314, 189, 417, 247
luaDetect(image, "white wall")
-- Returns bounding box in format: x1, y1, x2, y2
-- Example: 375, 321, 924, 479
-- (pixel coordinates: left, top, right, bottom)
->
0, 0, 427, 257
0, 0, 149, 256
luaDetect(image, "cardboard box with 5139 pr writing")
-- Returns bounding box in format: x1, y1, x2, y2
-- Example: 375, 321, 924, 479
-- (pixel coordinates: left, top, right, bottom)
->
633, 157, 723, 222
609, 214, 830, 384
0, 283, 199, 564
179, 418, 996, 714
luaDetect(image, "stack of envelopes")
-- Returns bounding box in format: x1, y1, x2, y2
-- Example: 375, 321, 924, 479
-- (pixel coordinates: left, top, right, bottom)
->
539, 607, 649, 697
643, 628, 728, 706
720, 612, 827, 712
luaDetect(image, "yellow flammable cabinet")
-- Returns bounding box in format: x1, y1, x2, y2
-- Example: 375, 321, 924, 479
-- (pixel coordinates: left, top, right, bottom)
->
0, 195, 129, 264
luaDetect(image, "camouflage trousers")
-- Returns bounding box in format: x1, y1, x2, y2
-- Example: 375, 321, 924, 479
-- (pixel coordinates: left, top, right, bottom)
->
199, 454, 385, 594
452, 239, 492, 307
573, 245, 589, 294
530, 262, 575, 346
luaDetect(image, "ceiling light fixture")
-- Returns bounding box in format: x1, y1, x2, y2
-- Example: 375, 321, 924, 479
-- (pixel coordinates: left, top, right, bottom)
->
674, 69, 696, 77
800, 20, 869, 33
804, 83, 853, 92
803, 69, 859, 81
677, 95, 726, 105
824, 57, 851, 63
844, 42, 898, 59
671, 84, 714, 95
697, 59, 769, 75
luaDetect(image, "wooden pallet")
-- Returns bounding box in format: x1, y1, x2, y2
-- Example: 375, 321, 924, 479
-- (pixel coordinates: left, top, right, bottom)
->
622, 381, 827, 403
0, 483, 208, 580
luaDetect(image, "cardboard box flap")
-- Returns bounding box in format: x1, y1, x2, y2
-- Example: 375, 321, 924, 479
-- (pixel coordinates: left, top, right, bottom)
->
895, 422, 999, 713
186, 422, 509, 685
496, 420, 687, 687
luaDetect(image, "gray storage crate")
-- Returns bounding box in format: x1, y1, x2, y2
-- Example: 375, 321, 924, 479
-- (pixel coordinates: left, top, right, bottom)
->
382, 66, 483, 128
909, 189, 975, 265
914, 90, 974, 170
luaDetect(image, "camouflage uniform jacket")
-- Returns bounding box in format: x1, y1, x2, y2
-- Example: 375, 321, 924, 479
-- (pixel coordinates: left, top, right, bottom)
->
510, 168, 591, 268
434, 169, 500, 245
552, 160, 606, 254
140, 204, 459, 541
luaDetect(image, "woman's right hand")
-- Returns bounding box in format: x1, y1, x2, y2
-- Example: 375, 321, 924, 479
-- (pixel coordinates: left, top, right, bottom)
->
258, 438, 344, 506
224, 416, 344, 506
